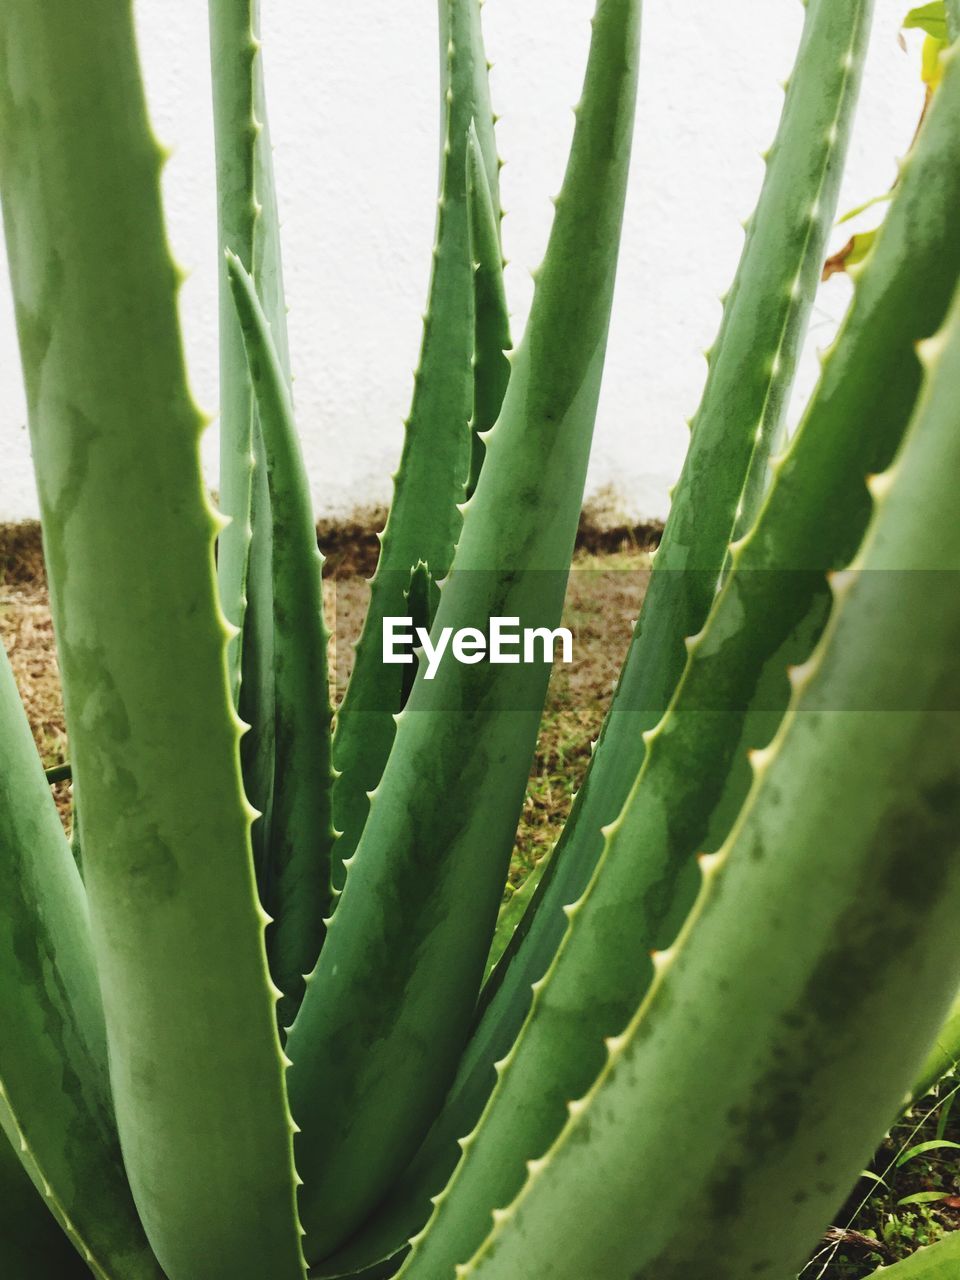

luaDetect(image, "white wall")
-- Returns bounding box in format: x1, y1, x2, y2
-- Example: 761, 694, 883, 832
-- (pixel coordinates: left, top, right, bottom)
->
0, 1, 924, 524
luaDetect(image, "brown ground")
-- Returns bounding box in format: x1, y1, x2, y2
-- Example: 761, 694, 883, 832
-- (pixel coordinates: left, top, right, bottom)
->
0, 572, 73, 821
324, 548, 648, 882
316, 489, 662, 579
0, 536, 650, 879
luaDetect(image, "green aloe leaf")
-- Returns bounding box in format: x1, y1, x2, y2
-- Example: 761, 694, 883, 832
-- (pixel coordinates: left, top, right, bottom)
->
480, 0, 875, 1023
287, 0, 642, 1262
461, 266, 960, 1280
209, 0, 293, 669
911, 987, 960, 1099
309, 5, 883, 1273
0, 1123, 94, 1279
465, 123, 512, 499
0, 651, 162, 1278
484, 847, 554, 984
397, 21, 960, 1279
399, 561, 441, 707
209, 0, 293, 880
868, 1234, 960, 1275
0, 4, 306, 1276
227, 252, 336, 1032
330, 0, 504, 887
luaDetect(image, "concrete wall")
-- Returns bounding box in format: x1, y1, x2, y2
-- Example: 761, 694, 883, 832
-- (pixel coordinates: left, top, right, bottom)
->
0, 1, 924, 523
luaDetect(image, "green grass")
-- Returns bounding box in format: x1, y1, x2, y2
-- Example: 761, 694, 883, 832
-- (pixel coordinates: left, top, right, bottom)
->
802, 1084, 960, 1277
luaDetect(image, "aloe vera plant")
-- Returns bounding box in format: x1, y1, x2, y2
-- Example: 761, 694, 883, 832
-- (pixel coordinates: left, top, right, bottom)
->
1, 1, 959, 1278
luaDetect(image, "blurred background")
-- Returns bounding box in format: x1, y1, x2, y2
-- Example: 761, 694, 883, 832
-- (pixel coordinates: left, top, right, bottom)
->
0, 0, 924, 526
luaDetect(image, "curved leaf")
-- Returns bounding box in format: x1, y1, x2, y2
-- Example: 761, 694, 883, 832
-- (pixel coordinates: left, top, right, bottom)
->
481, 0, 876, 1023
0, 1124, 92, 1280
869, 1233, 960, 1277
0, 4, 306, 1276
329, 0, 506, 884
912, 987, 960, 1100
461, 266, 960, 1280
0, 651, 161, 1278
287, 0, 642, 1261
227, 252, 336, 1032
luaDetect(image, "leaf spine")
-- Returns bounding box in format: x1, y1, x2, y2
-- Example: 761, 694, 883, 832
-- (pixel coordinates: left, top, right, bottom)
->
748, 744, 776, 776
866, 470, 895, 501
827, 567, 857, 601
697, 850, 725, 878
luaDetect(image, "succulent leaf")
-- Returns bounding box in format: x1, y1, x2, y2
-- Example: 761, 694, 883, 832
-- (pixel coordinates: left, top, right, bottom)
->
396, 23, 960, 1278
911, 986, 960, 1101
0, 650, 162, 1278
484, 846, 554, 984
0, 4, 306, 1275
209, 0, 293, 668
0, 3, 957, 1278
319, 3, 880, 1269
867, 1231, 960, 1276
476, 0, 877, 1049
460, 263, 960, 1280
310, 0, 877, 1266
330, 0, 503, 887
287, 0, 642, 1261
227, 252, 336, 1033
465, 124, 512, 499
0, 1123, 93, 1279
400, 560, 442, 707
209, 0, 293, 880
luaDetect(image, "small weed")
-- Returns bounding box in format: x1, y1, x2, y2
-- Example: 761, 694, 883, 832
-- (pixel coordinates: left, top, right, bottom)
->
804, 1083, 960, 1278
